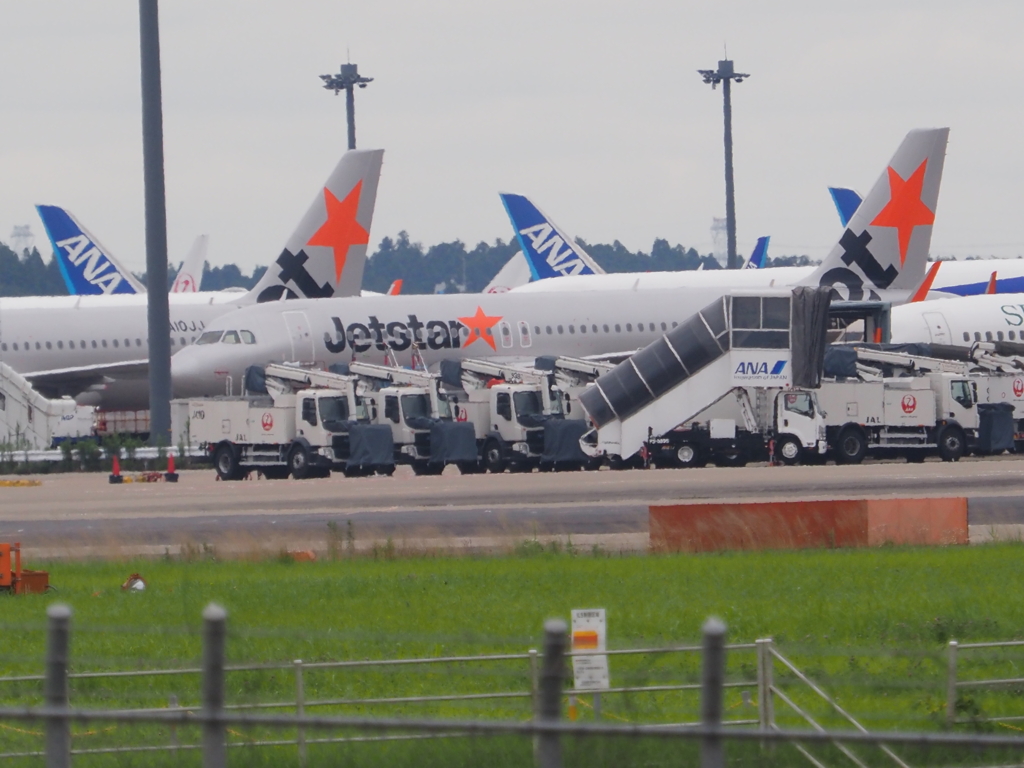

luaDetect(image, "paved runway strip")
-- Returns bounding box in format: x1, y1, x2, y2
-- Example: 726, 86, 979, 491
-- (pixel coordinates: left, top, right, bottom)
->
2, 458, 1023, 557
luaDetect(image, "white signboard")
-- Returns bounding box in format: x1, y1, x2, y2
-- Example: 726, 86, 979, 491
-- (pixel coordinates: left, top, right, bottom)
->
571, 608, 610, 691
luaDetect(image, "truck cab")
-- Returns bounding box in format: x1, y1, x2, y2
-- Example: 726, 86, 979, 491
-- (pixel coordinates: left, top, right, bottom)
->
773, 390, 828, 465
369, 385, 455, 473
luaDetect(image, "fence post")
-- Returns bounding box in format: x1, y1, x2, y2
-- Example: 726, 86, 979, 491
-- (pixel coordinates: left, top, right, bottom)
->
202, 603, 227, 768
755, 638, 773, 731
701, 617, 726, 768
44, 604, 72, 768
536, 619, 567, 768
946, 640, 958, 727
168, 694, 180, 751
529, 648, 539, 763
295, 659, 307, 767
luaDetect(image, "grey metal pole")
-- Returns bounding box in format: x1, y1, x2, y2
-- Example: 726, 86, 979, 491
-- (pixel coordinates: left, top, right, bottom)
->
701, 617, 727, 768
537, 619, 567, 768
946, 641, 958, 726
202, 603, 227, 768
44, 604, 72, 768
346, 85, 357, 150
138, 0, 172, 446
295, 659, 307, 767
722, 77, 738, 270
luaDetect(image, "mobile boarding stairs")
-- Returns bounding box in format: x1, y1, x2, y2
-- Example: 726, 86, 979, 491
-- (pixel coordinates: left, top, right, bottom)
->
579, 287, 832, 460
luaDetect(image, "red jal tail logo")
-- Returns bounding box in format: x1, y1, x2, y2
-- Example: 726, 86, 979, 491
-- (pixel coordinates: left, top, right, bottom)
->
1014, 379, 1024, 398
901, 394, 917, 414
261, 412, 274, 431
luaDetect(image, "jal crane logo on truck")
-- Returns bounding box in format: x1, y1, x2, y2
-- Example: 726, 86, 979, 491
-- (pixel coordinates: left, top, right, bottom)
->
901, 394, 917, 414
1014, 379, 1024, 398
261, 412, 274, 431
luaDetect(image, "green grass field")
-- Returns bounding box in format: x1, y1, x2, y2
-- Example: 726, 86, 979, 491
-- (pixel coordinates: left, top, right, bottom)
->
3, 543, 1024, 766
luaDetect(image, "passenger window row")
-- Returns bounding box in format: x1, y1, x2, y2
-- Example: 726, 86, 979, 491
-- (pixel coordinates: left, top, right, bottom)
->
531, 321, 677, 337
963, 331, 1016, 342
0, 336, 200, 353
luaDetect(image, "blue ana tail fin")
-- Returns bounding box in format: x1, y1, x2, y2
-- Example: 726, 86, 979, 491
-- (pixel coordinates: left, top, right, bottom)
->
743, 236, 770, 269
828, 187, 863, 228
499, 193, 604, 280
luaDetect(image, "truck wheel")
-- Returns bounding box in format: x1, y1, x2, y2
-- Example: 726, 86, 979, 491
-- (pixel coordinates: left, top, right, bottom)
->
483, 440, 507, 474
714, 450, 747, 468
288, 444, 313, 480
834, 426, 867, 465
412, 463, 443, 476
938, 425, 966, 462
214, 444, 244, 481
458, 461, 483, 475
674, 442, 705, 469
776, 436, 802, 466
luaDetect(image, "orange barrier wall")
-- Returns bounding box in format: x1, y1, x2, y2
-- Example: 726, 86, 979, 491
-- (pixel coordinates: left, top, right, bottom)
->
650, 498, 967, 553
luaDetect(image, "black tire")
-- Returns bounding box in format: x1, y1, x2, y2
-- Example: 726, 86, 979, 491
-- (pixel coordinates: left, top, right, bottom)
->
834, 426, 867, 465
288, 444, 313, 480
508, 462, 533, 474
776, 435, 802, 466
674, 442, 705, 469
937, 425, 966, 462
411, 463, 443, 476
906, 452, 926, 463
483, 439, 507, 474
458, 461, 483, 475
262, 466, 290, 480
378, 465, 396, 477
214, 444, 244, 481
342, 465, 366, 478
714, 450, 747, 468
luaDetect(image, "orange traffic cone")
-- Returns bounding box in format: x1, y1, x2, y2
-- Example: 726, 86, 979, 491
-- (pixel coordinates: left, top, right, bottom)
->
109, 454, 124, 484
164, 453, 179, 483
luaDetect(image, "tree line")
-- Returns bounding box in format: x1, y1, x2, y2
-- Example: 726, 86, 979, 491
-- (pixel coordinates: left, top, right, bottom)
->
0, 235, 816, 297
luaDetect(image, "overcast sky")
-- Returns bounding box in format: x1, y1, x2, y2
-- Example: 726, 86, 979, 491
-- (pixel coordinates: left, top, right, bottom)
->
2, 1, 1022, 274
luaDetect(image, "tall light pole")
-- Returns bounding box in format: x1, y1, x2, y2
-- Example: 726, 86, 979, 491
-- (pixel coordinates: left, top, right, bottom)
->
138, 0, 171, 445
698, 60, 749, 270
320, 63, 373, 150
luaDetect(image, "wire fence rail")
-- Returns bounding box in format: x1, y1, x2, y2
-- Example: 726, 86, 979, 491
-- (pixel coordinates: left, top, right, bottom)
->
4, 604, 1024, 768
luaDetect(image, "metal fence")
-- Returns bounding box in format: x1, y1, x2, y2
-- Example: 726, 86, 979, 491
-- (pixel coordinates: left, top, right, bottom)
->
946, 638, 1024, 727
4, 604, 1024, 768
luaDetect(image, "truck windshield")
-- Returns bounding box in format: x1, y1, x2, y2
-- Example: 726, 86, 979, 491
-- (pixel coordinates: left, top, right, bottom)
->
513, 390, 543, 417
401, 394, 431, 421
318, 397, 350, 430
436, 395, 453, 420
783, 392, 815, 418
951, 380, 973, 408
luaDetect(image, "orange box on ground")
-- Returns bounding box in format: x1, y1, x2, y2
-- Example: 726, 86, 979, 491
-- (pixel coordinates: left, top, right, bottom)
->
650, 498, 967, 553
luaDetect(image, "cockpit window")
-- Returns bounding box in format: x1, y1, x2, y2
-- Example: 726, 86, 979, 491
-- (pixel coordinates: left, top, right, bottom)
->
222, 331, 240, 344
240, 330, 256, 344
196, 330, 223, 345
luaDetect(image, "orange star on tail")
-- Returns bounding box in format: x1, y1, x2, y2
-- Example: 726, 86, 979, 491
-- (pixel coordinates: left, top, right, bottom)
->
870, 160, 935, 266
458, 306, 503, 350
307, 181, 369, 283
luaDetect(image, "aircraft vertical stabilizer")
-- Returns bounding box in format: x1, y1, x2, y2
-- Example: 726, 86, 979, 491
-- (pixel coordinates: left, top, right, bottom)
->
247, 148, 384, 303
35, 205, 147, 296
171, 235, 208, 293
499, 193, 604, 280
803, 128, 949, 304
744, 236, 770, 269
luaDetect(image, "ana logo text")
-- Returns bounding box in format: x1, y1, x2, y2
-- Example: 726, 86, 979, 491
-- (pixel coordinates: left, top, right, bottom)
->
55, 235, 124, 294
519, 224, 587, 276
734, 360, 787, 377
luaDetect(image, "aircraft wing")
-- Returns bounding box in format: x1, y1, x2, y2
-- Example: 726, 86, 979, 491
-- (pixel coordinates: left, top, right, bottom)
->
22, 360, 149, 398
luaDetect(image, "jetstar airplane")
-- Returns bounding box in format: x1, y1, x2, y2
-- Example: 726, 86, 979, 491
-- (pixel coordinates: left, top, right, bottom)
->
0, 149, 384, 409
172, 128, 949, 397
37, 204, 209, 295
891, 293, 1024, 347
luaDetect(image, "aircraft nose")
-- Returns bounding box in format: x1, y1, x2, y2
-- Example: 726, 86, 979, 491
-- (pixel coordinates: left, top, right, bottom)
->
171, 346, 212, 398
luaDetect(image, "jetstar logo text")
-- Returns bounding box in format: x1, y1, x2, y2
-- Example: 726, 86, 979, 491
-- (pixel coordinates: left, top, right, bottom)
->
323, 312, 501, 354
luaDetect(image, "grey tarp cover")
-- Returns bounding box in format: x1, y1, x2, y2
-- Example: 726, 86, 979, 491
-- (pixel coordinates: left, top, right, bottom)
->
822, 346, 859, 379
243, 365, 268, 395
346, 423, 396, 469
791, 286, 832, 388
540, 419, 591, 463
439, 360, 465, 389
429, 421, 478, 464
976, 402, 1015, 454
